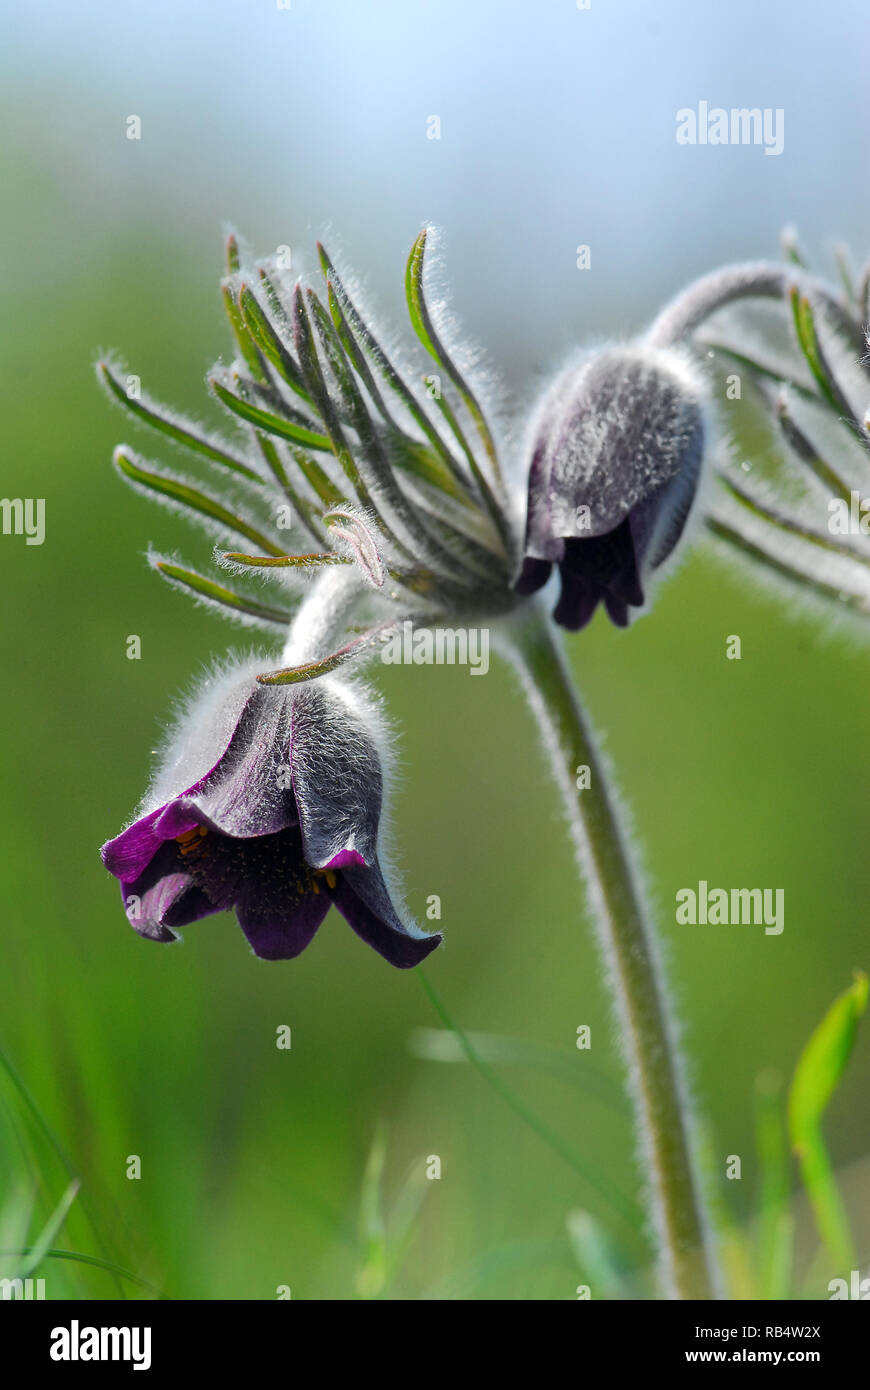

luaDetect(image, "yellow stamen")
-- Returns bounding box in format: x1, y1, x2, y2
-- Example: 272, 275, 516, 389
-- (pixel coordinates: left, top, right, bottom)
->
176, 825, 208, 855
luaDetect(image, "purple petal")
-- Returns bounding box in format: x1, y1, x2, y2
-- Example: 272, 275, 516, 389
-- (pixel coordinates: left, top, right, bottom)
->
236, 887, 330, 961
121, 874, 186, 943
324, 848, 367, 869
331, 863, 441, 969
514, 556, 553, 597
102, 804, 201, 882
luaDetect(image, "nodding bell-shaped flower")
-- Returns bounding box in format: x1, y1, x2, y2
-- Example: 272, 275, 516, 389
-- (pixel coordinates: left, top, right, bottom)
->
515, 345, 709, 631
100, 659, 440, 968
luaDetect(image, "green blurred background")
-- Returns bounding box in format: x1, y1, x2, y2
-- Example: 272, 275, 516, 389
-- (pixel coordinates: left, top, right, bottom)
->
1, 0, 868, 1299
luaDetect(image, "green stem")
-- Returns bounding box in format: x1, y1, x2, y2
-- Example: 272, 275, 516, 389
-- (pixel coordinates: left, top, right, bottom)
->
500, 602, 718, 1299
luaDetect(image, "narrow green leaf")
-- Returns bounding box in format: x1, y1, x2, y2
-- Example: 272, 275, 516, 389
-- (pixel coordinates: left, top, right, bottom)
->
225, 232, 241, 274
356, 1123, 388, 1299
114, 447, 285, 556
291, 287, 380, 515
153, 560, 293, 626
222, 550, 347, 569
718, 473, 870, 572
238, 283, 310, 401
19, 1180, 80, 1279
307, 290, 458, 570
256, 621, 394, 685
706, 514, 870, 617
288, 445, 346, 508
251, 434, 327, 544
788, 972, 868, 1269
405, 229, 502, 483
788, 288, 856, 422
318, 245, 473, 497
772, 392, 854, 504
221, 280, 268, 382
210, 375, 331, 451
98, 361, 262, 483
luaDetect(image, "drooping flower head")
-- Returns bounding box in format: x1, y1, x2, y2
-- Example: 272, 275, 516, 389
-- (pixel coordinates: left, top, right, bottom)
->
101, 659, 439, 967
515, 345, 709, 630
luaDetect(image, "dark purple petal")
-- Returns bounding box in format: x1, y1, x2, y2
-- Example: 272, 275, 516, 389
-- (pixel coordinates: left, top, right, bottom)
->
514, 556, 553, 597
331, 863, 441, 969
553, 566, 603, 632
162, 885, 223, 929
553, 523, 644, 630
236, 888, 330, 961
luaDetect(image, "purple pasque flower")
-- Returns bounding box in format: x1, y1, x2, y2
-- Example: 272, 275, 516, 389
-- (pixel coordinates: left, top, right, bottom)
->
101, 659, 440, 968
515, 345, 708, 631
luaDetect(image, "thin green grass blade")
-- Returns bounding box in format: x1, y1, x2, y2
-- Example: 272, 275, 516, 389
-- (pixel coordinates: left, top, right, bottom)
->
409, 1027, 627, 1114
356, 1123, 388, 1299
754, 1070, 794, 1300
19, 1179, 80, 1279
0, 1045, 126, 1299
1, 1247, 170, 1299
787, 972, 868, 1270
417, 972, 644, 1234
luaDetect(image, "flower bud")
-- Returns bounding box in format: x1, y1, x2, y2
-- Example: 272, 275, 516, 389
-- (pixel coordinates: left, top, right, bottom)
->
516, 345, 708, 630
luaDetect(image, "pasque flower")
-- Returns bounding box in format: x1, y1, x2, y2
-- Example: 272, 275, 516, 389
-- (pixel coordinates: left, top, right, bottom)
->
101, 660, 440, 967
515, 345, 709, 630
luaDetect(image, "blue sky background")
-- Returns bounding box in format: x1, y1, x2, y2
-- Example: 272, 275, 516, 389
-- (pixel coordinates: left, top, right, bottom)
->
5, 0, 868, 380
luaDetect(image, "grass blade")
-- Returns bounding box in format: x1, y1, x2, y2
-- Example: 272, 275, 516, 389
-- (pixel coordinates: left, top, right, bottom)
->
787, 972, 868, 1269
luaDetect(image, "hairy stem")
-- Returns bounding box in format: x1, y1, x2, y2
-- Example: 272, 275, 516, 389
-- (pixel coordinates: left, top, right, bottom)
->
500, 602, 718, 1299
645, 259, 864, 356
